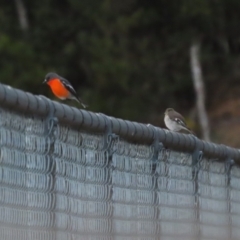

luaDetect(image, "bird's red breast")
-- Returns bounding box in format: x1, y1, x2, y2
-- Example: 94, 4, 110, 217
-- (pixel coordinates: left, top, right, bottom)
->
47, 78, 70, 99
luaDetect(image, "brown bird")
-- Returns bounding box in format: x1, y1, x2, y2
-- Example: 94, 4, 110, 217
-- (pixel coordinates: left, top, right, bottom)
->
164, 108, 193, 134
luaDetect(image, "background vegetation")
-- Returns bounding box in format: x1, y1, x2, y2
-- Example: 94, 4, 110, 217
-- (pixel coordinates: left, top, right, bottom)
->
2, 0, 240, 146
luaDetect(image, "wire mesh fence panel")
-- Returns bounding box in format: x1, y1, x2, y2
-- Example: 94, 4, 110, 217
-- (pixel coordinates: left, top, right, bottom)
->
0, 109, 55, 240
111, 141, 157, 239
230, 165, 240, 240
198, 159, 230, 240
156, 150, 198, 240
0, 99, 239, 240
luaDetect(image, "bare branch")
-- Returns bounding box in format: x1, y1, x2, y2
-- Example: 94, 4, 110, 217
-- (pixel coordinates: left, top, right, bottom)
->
15, 0, 29, 31
190, 42, 210, 141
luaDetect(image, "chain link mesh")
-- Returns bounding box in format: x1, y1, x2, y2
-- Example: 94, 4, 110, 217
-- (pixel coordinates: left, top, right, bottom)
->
0, 107, 238, 239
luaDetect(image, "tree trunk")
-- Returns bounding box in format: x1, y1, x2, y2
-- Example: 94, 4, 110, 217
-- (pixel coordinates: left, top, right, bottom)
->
15, 0, 29, 31
190, 42, 210, 141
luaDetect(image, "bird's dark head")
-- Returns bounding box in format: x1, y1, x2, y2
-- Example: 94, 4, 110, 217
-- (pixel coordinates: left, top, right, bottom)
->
43, 72, 59, 84
164, 108, 174, 115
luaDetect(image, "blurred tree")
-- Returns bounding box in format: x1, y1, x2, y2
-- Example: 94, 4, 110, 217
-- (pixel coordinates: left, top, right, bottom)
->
0, 0, 240, 136
15, 0, 29, 31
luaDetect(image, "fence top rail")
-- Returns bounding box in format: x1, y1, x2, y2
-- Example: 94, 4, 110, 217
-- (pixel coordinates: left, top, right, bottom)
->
0, 83, 239, 162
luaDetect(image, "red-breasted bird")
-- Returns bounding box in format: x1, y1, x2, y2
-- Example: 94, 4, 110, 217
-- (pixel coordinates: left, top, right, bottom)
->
43, 72, 87, 108
164, 108, 194, 134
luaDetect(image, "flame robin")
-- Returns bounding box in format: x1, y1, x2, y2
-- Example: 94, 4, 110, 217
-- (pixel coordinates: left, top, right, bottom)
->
43, 72, 87, 108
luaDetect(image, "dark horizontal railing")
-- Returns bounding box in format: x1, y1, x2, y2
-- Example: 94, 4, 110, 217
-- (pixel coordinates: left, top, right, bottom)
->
0, 83, 239, 161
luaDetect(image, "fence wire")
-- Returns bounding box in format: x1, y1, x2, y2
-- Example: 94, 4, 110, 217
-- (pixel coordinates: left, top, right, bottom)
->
0, 87, 240, 239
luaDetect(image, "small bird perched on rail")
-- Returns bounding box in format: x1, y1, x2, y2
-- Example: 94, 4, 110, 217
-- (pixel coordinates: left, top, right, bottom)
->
43, 72, 88, 108
164, 108, 194, 134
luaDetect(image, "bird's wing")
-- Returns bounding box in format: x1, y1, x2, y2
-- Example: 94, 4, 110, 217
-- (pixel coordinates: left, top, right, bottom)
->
60, 77, 78, 96
60, 76, 88, 108
174, 117, 187, 127
173, 112, 187, 127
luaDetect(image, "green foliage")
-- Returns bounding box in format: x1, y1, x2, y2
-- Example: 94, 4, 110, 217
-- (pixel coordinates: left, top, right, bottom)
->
1, 0, 240, 123
0, 34, 46, 93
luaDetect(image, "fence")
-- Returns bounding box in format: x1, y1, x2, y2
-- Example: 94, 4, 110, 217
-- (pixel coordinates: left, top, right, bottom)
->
0, 83, 240, 240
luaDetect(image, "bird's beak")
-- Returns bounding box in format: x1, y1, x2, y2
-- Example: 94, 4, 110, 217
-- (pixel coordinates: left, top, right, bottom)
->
42, 79, 47, 84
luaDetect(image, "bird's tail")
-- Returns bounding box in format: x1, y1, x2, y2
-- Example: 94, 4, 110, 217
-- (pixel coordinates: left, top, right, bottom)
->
75, 96, 88, 108
183, 126, 195, 135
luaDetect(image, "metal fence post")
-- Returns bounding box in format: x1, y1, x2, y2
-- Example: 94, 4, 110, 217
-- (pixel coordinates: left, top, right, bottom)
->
225, 154, 234, 240
99, 113, 120, 237
192, 136, 203, 240
43, 96, 58, 235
